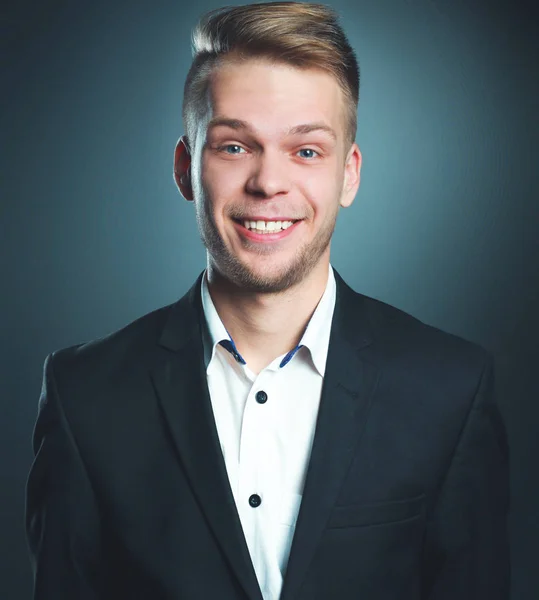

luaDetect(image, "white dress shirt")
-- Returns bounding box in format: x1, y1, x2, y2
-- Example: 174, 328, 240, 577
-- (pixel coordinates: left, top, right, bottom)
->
200, 264, 336, 600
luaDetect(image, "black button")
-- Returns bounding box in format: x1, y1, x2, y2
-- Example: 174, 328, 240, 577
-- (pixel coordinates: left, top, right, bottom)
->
255, 390, 267, 404
249, 494, 262, 507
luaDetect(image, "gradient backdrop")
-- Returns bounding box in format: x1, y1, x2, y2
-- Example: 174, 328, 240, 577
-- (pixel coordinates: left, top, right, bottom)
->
2, 0, 538, 598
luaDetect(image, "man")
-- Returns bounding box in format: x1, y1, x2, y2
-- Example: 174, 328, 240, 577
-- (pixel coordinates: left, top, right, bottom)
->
25, 2, 510, 599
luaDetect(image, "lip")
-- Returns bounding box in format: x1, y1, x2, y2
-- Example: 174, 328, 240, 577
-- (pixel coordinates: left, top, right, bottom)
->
233, 219, 302, 242
239, 217, 298, 222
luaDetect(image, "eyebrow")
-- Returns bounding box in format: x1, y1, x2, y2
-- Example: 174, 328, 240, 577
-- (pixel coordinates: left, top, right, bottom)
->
207, 117, 337, 141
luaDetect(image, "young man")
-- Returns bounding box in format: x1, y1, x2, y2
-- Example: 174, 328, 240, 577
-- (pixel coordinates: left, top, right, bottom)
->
26, 3, 510, 599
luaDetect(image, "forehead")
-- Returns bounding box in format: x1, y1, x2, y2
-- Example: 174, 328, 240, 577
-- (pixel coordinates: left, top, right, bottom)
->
205, 58, 346, 140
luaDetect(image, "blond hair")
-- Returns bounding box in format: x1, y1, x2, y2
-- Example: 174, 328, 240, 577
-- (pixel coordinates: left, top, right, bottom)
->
182, 2, 360, 147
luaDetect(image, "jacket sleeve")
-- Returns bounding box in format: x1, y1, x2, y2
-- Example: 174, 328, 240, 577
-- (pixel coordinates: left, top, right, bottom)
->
25, 352, 105, 599
422, 353, 511, 599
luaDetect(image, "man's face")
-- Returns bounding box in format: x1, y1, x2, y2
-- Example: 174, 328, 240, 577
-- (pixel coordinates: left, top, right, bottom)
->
180, 59, 361, 293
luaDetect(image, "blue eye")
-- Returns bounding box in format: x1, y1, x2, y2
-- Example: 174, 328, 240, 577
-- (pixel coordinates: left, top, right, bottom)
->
298, 148, 318, 159
223, 145, 245, 154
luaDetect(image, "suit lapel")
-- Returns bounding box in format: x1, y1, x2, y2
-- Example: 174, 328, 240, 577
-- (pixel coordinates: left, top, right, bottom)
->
150, 274, 263, 600
150, 269, 380, 600
280, 269, 381, 600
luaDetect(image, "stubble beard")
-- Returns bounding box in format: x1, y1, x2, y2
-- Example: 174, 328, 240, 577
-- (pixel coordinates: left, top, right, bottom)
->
194, 199, 338, 294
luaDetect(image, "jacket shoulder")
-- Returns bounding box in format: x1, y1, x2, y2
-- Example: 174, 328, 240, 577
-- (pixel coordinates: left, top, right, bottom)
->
45, 299, 179, 390
347, 284, 492, 379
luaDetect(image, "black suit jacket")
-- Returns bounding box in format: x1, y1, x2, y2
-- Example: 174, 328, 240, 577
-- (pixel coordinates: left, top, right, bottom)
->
25, 269, 510, 599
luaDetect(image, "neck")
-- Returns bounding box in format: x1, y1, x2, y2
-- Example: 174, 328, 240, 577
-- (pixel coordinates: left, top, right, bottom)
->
206, 260, 331, 374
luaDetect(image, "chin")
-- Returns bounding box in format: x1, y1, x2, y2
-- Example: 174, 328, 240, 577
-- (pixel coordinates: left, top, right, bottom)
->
221, 255, 314, 294
205, 223, 331, 293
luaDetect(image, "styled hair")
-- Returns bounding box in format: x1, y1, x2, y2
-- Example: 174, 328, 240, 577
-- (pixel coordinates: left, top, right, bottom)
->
182, 2, 360, 147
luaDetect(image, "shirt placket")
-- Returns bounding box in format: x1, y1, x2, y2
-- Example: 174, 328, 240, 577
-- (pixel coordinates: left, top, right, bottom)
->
237, 368, 273, 596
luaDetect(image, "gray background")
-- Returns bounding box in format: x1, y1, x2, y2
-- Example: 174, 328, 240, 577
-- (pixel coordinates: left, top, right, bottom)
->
2, 0, 538, 598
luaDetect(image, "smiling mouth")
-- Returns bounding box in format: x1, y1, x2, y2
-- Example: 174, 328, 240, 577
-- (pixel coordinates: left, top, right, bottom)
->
234, 218, 300, 234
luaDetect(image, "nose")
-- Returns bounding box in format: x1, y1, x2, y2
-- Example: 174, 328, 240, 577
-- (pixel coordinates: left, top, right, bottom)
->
245, 150, 290, 198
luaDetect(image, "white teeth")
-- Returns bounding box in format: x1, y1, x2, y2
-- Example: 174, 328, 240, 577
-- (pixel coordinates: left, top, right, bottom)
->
242, 219, 295, 233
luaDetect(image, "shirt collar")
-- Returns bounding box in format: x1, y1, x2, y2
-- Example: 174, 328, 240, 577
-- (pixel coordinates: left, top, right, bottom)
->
200, 264, 336, 376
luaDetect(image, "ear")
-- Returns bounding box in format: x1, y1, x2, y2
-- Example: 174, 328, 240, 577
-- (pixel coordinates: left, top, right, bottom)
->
173, 136, 194, 201
339, 143, 361, 208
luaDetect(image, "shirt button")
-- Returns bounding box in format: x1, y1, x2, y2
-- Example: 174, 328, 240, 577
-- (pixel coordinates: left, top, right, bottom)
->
255, 390, 268, 404
249, 494, 262, 508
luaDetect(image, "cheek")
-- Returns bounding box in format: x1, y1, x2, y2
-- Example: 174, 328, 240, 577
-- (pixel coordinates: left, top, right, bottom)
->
201, 157, 248, 203
300, 173, 341, 219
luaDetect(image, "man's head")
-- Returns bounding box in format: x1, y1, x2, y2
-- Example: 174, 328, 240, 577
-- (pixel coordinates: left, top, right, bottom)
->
174, 2, 362, 293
